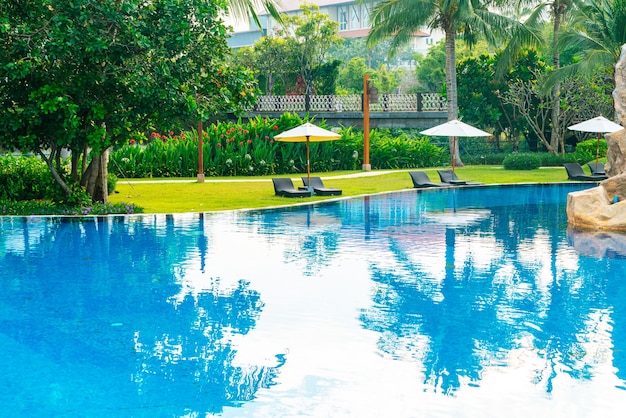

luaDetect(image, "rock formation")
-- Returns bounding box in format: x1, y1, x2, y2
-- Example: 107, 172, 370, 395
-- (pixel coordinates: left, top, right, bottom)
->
567, 174, 626, 231
567, 44, 626, 231
607, 44, 626, 176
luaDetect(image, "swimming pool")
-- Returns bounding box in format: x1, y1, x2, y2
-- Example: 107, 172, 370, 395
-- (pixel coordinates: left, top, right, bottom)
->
1, 183, 626, 417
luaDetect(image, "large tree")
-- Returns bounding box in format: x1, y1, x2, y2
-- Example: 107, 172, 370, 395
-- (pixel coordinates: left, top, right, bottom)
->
0, 0, 257, 203
364, 0, 518, 167
275, 4, 342, 106
497, 0, 577, 155
550, 0, 626, 92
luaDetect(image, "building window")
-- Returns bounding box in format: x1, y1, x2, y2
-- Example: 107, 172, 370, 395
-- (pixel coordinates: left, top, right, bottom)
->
339, 6, 347, 31
350, 5, 360, 29
361, 4, 370, 28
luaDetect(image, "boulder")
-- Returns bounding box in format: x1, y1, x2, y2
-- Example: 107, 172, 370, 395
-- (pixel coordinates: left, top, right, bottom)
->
606, 130, 626, 177
567, 173, 626, 231
609, 44, 626, 176
614, 44, 626, 128
569, 43, 626, 231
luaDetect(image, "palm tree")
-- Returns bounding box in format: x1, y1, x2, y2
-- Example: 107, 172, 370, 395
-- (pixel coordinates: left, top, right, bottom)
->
364, 0, 518, 167
228, 0, 282, 30
550, 0, 626, 88
498, 0, 576, 155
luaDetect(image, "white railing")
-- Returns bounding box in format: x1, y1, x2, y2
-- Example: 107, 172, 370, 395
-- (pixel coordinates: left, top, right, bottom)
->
251, 93, 446, 113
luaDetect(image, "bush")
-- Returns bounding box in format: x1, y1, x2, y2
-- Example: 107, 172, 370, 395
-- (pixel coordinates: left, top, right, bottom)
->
503, 153, 542, 170
0, 198, 143, 216
109, 118, 448, 177
576, 138, 606, 159
0, 156, 60, 200
462, 152, 509, 165
107, 173, 118, 194
537, 152, 568, 167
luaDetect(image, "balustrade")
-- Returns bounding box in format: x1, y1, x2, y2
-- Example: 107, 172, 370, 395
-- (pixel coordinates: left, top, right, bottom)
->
251, 93, 446, 113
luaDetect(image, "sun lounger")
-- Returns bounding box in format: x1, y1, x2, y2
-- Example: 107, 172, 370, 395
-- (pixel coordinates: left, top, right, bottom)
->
272, 178, 312, 197
301, 176, 342, 196
563, 163, 607, 181
409, 171, 446, 188
437, 169, 482, 185
588, 162, 606, 176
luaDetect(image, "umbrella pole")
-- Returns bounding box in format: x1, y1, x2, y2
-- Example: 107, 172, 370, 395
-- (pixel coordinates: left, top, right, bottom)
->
452, 136, 456, 173
306, 136, 311, 185
596, 133, 600, 167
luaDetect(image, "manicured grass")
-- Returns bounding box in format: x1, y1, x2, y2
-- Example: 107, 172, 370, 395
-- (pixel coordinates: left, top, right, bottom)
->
108, 166, 569, 213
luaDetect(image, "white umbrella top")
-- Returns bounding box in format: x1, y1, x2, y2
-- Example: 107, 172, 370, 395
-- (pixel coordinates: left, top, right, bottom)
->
568, 116, 624, 133
420, 119, 491, 137
274, 122, 341, 142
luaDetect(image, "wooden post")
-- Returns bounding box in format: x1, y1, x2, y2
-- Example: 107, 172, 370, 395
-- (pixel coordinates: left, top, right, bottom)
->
363, 74, 371, 171
197, 119, 205, 183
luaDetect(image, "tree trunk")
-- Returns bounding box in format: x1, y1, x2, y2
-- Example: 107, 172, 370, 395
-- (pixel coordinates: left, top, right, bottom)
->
550, 4, 563, 154
81, 148, 109, 203
71, 151, 80, 181
445, 29, 463, 168
38, 148, 71, 197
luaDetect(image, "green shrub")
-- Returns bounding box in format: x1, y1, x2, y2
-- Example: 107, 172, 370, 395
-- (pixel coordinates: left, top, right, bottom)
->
576, 138, 606, 159
0, 199, 143, 216
107, 173, 118, 194
503, 153, 542, 170
0, 156, 60, 200
462, 152, 509, 165
538, 152, 567, 167
109, 118, 447, 177
571, 151, 595, 165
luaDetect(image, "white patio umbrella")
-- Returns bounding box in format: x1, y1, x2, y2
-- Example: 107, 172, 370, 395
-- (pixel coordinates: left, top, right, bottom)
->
568, 116, 624, 166
274, 122, 342, 186
421, 119, 491, 172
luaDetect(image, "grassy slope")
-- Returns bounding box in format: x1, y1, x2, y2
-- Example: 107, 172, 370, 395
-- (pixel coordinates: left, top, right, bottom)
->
108, 166, 569, 214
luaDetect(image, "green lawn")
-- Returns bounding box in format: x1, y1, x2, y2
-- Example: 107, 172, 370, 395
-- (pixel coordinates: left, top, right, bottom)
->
108, 166, 570, 213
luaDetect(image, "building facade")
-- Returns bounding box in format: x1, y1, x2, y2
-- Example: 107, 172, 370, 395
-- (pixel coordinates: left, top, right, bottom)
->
227, 0, 443, 56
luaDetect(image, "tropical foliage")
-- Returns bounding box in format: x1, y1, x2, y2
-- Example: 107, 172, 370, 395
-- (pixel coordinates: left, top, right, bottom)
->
108, 115, 447, 178
0, 0, 256, 203
364, 0, 521, 167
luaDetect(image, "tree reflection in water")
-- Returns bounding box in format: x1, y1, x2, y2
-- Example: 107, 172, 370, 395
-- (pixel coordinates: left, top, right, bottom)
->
0, 215, 284, 416
359, 184, 626, 395
2, 183, 626, 415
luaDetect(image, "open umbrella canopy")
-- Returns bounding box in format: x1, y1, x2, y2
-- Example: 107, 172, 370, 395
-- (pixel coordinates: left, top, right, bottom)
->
274, 122, 341, 142
420, 119, 491, 138
568, 116, 624, 166
421, 119, 491, 172
568, 116, 624, 133
274, 122, 342, 189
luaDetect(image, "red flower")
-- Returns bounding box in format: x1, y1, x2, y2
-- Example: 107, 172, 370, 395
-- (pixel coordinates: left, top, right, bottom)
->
265, 136, 269, 140
239, 141, 244, 146
247, 139, 252, 144
216, 143, 222, 148
129, 139, 136, 145
273, 126, 278, 130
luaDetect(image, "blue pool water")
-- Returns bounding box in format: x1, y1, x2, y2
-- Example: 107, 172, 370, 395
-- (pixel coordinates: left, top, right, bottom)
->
2, 183, 626, 417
